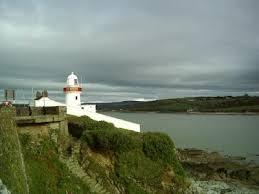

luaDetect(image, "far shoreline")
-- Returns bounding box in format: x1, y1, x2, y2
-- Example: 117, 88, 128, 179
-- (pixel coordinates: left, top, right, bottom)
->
99, 110, 259, 116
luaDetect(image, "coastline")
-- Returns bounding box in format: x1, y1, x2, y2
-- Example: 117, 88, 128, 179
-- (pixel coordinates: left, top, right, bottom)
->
99, 110, 259, 116
177, 148, 259, 193
185, 111, 259, 116
84, 110, 259, 193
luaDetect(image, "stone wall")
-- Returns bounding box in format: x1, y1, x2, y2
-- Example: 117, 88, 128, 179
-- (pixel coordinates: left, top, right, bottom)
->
15, 107, 69, 146
15, 106, 66, 117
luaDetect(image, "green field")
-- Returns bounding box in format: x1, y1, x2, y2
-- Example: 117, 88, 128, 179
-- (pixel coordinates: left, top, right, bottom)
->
97, 95, 259, 113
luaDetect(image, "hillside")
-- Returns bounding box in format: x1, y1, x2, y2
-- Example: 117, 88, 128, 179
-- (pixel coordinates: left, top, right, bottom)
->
0, 108, 29, 194
96, 96, 259, 113
66, 115, 188, 194
0, 107, 189, 194
1, 107, 259, 193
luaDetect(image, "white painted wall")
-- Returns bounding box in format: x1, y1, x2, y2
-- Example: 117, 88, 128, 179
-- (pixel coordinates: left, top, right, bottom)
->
65, 92, 81, 107
81, 104, 96, 113
67, 105, 140, 132
87, 112, 140, 132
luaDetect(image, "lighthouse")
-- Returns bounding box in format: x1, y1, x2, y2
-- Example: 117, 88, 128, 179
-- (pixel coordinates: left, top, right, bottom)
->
35, 72, 140, 132
63, 72, 82, 107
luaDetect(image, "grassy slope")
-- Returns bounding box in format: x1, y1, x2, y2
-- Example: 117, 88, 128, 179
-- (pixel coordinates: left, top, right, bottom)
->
0, 109, 188, 193
19, 134, 93, 194
0, 108, 29, 194
0, 108, 93, 194
68, 115, 187, 194
99, 96, 259, 113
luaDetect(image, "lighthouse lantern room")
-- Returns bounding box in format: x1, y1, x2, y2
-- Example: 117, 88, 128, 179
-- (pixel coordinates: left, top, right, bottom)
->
63, 72, 82, 107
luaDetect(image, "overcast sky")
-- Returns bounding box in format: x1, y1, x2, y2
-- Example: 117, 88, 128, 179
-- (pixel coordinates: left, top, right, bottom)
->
0, 0, 259, 102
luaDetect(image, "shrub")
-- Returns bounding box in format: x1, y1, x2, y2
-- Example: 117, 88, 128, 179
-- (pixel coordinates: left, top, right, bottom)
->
82, 128, 141, 153
143, 132, 185, 176
143, 132, 176, 163
67, 116, 93, 138
92, 121, 115, 131
67, 116, 115, 138
115, 150, 163, 192
19, 133, 31, 146
125, 182, 150, 194
70, 115, 186, 193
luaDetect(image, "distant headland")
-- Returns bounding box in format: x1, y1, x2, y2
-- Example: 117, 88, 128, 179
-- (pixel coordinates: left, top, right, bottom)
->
95, 95, 259, 114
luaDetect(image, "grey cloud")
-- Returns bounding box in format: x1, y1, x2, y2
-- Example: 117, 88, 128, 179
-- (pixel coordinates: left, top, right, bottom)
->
0, 0, 259, 102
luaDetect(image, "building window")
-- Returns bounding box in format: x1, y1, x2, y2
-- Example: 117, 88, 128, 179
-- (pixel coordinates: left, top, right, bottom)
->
75, 96, 78, 100
74, 79, 78, 85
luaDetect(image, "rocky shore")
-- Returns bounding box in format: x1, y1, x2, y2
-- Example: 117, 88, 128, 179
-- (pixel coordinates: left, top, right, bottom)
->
178, 148, 259, 193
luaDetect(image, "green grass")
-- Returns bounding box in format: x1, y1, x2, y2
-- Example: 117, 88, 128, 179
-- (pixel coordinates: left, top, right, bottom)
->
82, 128, 142, 154
143, 132, 185, 176
68, 115, 187, 193
68, 115, 115, 138
115, 150, 164, 191
98, 96, 259, 113
0, 109, 189, 193
0, 108, 29, 194
19, 133, 92, 194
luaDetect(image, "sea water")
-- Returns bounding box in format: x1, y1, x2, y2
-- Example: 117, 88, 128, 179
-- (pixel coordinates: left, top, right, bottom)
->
103, 112, 259, 164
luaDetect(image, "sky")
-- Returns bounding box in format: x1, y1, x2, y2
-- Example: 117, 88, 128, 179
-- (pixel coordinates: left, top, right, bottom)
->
0, 0, 259, 103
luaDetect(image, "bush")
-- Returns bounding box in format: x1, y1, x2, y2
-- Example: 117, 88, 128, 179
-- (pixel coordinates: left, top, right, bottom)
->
67, 115, 187, 193
92, 121, 115, 131
19, 133, 31, 146
143, 132, 185, 176
82, 128, 142, 153
67, 116, 115, 138
67, 116, 93, 138
115, 150, 163, 189
143, 132, 176, 163
125, 182, 150, 194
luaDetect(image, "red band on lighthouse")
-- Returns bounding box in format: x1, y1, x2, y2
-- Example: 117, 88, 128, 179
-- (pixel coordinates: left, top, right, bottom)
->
63, 87, 82, 93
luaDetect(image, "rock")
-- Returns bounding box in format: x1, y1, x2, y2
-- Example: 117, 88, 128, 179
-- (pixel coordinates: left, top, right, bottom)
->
178, 148, 259, 190
188, 179, 259, 194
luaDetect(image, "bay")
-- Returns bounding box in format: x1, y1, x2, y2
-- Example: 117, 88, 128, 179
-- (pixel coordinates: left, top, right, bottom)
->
103, 112, 259, 164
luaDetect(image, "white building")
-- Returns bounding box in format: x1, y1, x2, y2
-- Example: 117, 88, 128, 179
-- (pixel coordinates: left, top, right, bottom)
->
35, 72, 140, 132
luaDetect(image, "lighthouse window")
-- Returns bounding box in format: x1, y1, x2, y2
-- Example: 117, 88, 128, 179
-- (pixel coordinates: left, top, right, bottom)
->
74, 79, 78, 85
75, 96, 78, 100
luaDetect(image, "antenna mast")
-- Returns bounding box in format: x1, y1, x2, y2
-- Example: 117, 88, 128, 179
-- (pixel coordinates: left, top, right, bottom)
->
81, 75, 83, 88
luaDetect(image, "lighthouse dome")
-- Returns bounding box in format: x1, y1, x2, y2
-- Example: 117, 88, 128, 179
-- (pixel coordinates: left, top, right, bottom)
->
67, 72, 79, 86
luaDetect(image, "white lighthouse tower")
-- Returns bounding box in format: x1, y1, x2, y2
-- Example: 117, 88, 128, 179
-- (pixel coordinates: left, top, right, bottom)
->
63, 72, 82, 107
35, 72, 140, 132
